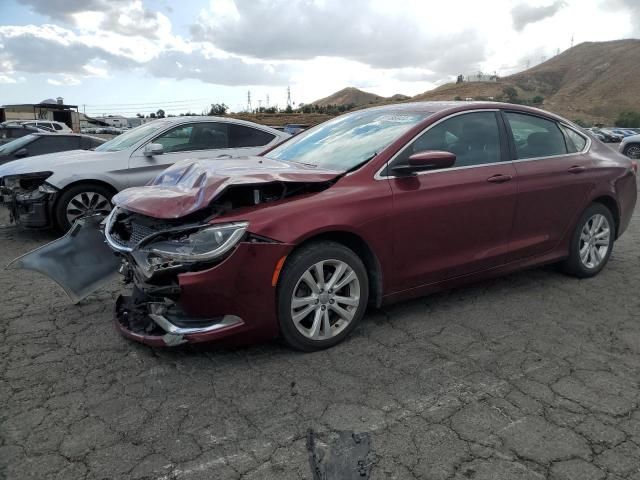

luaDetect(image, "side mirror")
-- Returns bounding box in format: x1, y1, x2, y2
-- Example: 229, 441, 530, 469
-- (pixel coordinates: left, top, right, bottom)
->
391, 150, 456, 176
143, 143, 164, 157
14, 148, 28, 158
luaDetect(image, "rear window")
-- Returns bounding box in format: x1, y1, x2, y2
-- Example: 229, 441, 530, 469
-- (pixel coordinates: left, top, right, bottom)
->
228, 125, 275, 148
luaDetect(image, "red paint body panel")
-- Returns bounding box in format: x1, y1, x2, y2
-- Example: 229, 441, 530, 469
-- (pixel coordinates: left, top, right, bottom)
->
113, 156, 341, 218
109, 102, 637, 348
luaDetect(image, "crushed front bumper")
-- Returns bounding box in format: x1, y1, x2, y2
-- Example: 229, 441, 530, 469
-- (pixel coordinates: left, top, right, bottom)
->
113, 241, 292, 347
115, 290, 244, 347
0, 184, 57, 228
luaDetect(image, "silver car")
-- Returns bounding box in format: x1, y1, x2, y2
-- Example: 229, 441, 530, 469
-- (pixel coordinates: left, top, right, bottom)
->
0, 116, 289, 230
619, 133, 640, 160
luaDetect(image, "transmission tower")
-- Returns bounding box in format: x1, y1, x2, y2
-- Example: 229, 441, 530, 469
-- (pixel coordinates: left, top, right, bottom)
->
286, 86, 292, 108
246, 91, 252, 112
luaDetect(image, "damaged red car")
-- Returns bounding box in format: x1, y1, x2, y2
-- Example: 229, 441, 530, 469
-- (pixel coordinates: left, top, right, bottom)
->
13, 102, 637, 351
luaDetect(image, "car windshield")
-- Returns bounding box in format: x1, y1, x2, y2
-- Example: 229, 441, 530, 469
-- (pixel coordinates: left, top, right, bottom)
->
94, 121, 170, 152
0, 134, 36, 154
265, 109, 430, 170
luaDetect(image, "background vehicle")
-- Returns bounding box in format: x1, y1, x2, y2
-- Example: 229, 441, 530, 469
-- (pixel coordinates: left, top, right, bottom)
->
0, 117, 290, 230
0, 125, 40, 145
45, 102, 633, 351
20, 120, 72, 133
283, 124, 310, 135
589, 127, 622, 143
0, 133, 105, 164
620, 133, 640, 159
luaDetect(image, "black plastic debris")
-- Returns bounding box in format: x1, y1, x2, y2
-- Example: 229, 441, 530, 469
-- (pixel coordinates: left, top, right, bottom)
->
307, 429, 371, 479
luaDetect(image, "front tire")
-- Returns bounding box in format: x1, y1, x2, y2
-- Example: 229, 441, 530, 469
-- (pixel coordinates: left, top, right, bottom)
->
277, 241, 369, 351
54, 184, 114, 231
561, 203, 614, 278
623, 143, 640, 160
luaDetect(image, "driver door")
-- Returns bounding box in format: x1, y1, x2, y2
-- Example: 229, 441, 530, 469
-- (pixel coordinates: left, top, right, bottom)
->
127, 122, 235, 187
386, 110, 518, 291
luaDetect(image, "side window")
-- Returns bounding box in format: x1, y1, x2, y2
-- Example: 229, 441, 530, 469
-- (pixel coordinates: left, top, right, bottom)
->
228, 124, 275, 148
560, 125, 587, 153
28, 136, 79, 155
505, 112, 567, 159
153, 123, 230, 153
153, 125, 195, 153
393, 111, 501, 169
53, 123, 63, 131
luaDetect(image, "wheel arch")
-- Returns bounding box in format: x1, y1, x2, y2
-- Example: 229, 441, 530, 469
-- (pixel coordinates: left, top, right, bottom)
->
591, 195, 620, 238
52, 179, 119, 229
285, 231, 384, 308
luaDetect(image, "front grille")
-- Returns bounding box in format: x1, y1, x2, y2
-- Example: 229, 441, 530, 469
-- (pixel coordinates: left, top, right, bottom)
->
105, 208, 162, 251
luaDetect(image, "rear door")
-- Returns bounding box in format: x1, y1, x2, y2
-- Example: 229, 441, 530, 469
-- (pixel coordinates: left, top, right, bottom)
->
386, 110, 518, 291
503, 111, 594, 259
127, 122, 236, 187
27, 136, 81, 156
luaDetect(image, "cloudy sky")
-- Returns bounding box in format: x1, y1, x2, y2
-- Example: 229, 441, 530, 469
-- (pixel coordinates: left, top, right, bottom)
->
0, 0, 638, 116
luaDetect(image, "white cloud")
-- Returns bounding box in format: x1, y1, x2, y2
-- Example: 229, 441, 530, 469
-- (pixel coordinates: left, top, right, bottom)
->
47, 74, 82, 86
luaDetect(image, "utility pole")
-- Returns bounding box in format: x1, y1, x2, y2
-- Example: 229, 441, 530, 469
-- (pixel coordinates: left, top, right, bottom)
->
266, 94, 269, 108
82, 104, 86, 115
571, 34, 574, 48
258, 99, 262, 110
286, 86, 292, 108
246, 90, 252, 112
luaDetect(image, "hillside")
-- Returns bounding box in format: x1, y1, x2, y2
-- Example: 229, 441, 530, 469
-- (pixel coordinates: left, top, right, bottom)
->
413, 39, 640, 124
311, 87, 386, 107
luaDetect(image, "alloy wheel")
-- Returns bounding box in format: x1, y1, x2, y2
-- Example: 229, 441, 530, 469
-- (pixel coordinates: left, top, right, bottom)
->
579, 213, 611, 269
290, 259, 361, 340
626, 145, 640, 160
66, 191, 112, 225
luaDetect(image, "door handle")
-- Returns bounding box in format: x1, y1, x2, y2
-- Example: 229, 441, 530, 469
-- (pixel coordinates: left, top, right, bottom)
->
567, 165, 586, 174
487, 174, 513, 183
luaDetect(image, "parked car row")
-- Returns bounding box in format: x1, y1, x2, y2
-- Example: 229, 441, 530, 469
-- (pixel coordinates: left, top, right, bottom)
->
1, 120, 72, 133
0, 116, 289, 229
81, 126, 125, 135
0, 133, 105, 164
3, 102, 637, 352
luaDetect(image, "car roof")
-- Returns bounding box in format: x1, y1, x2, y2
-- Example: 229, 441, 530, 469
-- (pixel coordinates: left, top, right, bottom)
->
356, 101, 575, 125
145, 116, 286, 135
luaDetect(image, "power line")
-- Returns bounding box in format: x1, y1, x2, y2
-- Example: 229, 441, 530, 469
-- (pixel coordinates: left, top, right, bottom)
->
84, 97, 213, 107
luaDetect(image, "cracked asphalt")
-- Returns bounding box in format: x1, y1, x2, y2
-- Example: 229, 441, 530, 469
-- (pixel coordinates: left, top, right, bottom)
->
2, 190, 640, 480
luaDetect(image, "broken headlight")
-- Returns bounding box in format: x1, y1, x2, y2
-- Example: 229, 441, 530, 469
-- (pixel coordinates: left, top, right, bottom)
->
144, 221, 249, 263
2, 171, 53, 191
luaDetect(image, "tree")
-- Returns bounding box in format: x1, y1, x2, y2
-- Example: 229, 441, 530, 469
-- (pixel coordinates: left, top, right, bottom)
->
615, 111, 640, 128
502, 86, 518, 102
208, 103, 228, 116
532, 95, 544, 105
149, 112, 156, 118
454, 95, 462, 101
456, 74, 464, 84
573, 118, 591, 128
156, 109, 165, 118
136, 113, 143, 118
285, 105, 293, 114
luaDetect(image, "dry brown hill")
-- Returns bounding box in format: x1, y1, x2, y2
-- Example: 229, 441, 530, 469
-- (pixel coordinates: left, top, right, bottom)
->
311, 87, 386, 106
413, 39, 640, 124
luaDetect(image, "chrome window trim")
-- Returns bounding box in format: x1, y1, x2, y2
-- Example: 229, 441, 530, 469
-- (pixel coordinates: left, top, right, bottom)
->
375, 111, 592, 180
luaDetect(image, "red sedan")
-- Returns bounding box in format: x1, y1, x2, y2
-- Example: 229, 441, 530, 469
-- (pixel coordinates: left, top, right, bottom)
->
16, 102, 637, 350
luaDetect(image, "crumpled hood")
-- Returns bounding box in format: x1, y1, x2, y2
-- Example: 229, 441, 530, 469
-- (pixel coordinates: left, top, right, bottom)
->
0, 149, 113, 177
113, 156, 342, 219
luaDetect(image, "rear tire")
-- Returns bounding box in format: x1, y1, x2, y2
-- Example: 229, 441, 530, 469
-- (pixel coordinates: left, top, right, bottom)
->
561, 203, 615, 278
277, 241, 369, 352
54, 183, 114, 232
